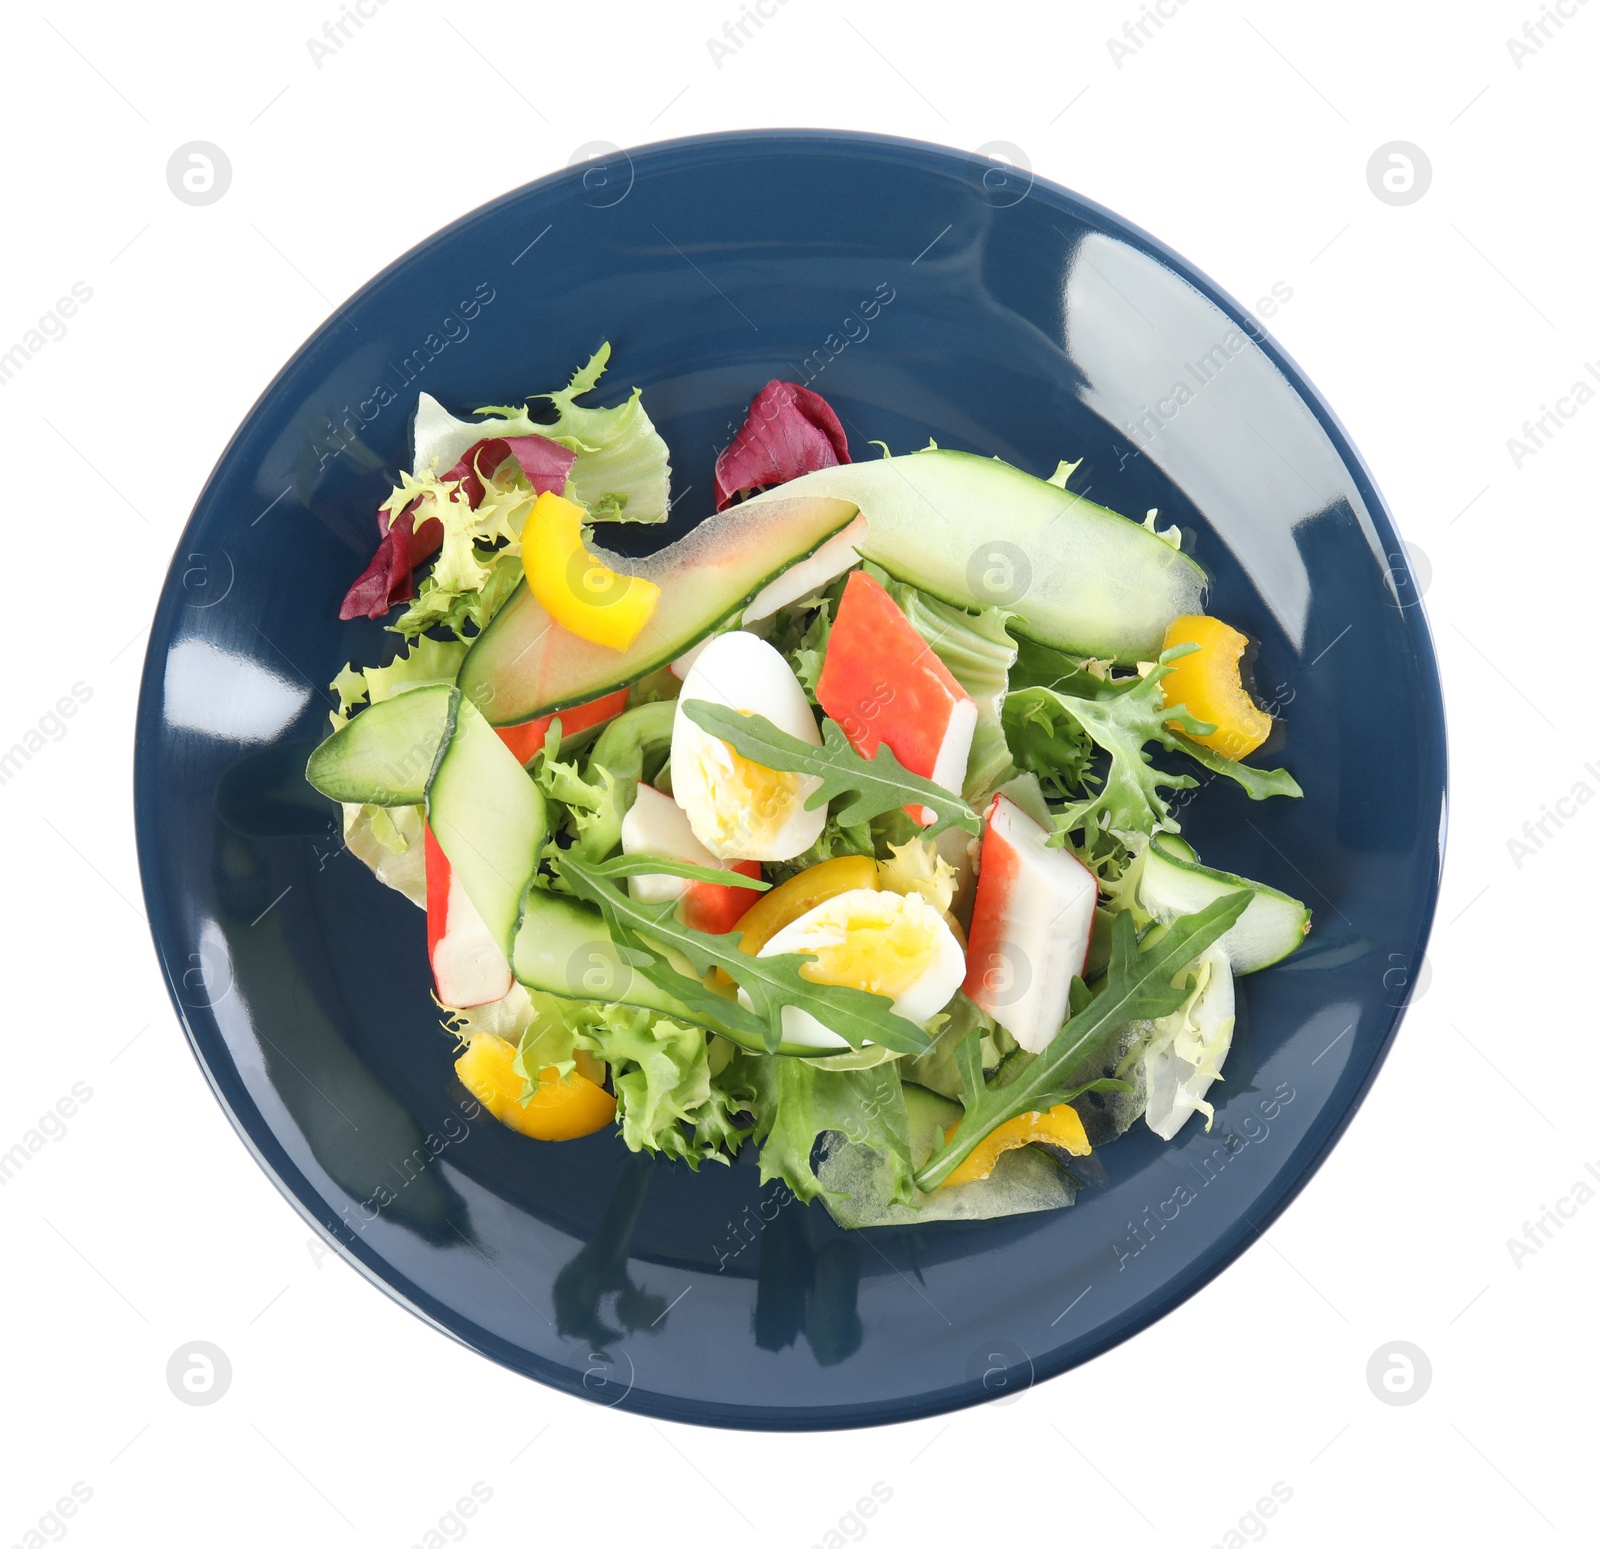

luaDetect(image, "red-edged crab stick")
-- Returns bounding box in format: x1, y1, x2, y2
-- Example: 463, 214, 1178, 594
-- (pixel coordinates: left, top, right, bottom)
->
963, 793, 1098, 1052
816, 569, 976, 824
425, 825, 513, 1008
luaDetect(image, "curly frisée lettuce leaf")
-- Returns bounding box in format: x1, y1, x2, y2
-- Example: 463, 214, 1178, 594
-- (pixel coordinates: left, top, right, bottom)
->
569, 1004, 744, 1166
382, 467, 529, 641
480, 344, 672, 524
394, 550, 523, 642
328, 634, 467, 730
534, 699, 676, 864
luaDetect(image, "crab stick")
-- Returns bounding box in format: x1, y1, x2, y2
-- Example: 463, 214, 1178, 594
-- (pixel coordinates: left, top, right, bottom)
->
425, 825, 513, 1008
815, 569, 976, 824
493, 687, 630, 766
963, 794, 1097, 1052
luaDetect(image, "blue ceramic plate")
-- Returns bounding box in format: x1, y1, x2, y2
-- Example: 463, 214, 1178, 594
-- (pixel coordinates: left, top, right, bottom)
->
135, 130, 1445, 1429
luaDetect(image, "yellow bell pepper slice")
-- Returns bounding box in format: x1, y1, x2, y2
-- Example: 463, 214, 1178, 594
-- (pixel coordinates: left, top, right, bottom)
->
711, 854, 881, 987
522, 491, 660, 651
1159, 614, 1272, 760
940, 1104, 1091, 1188
454, 1031, 615, 1141
734, 854, 881, 957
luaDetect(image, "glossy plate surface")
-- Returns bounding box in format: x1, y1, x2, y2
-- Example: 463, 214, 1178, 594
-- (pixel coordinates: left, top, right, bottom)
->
135, 130, 1445, 1429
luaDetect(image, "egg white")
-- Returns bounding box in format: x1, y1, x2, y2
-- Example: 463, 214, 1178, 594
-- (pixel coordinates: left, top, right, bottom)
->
754, 887, 966, 1049
670, 631, 826, 861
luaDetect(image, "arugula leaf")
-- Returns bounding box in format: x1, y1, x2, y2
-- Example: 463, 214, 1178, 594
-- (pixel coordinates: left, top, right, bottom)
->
582, 854, 770, 891
915, 894, 1251, 1189
555, 850, 934, 1056
682, 702, 982, 838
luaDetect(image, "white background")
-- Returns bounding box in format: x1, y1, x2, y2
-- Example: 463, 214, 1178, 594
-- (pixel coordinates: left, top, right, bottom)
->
1, 1, 1592, 1544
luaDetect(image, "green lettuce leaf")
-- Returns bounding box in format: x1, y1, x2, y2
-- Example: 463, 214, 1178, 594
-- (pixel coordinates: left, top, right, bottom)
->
508, 993, 749, 1166
726, 1053, 915, 1204
392, 550, 522, 642
481, 343, 671, 524
783, 595, 834, 701
534, 699, 675, 863
328, 635, 467, 730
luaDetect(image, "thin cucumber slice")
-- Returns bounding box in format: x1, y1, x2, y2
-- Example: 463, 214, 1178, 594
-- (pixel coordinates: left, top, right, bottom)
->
425, 698, 548, 956
457, 495, 859, 725
738, 449, 1207, 663
304, 684, 456, 806
1138, 832, 1309, 973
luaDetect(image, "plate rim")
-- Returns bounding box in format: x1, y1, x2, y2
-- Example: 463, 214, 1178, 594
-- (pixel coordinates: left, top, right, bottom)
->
133, 126, 1448, 1431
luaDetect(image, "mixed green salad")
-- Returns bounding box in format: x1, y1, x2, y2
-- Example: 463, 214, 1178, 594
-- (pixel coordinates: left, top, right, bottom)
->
306, 347, 1310, 1229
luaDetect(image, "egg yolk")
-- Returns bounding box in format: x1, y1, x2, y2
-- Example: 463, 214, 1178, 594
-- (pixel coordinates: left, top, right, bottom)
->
692, 719, 807, 849
791, 896, 941, 1003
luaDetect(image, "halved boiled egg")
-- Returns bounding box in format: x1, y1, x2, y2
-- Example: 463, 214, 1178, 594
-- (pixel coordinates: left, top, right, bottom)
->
670, 631, 826, 862
753, 887, 966, 1049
